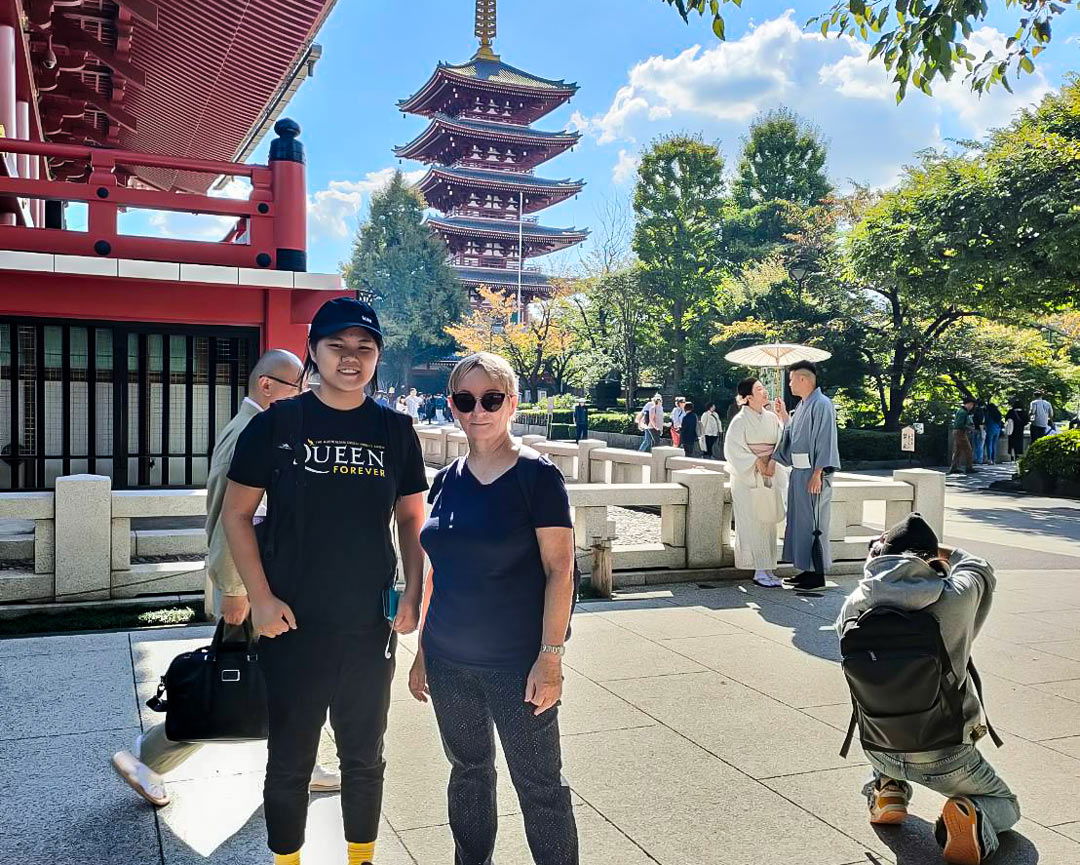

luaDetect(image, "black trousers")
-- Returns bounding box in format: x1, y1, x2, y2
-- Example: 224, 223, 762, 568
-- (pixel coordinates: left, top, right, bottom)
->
426, 655, 578, 865
704, 435, 719, 458
1030, 425, 1048, 443
258, 625, 395, 854
574, 421, 588, 442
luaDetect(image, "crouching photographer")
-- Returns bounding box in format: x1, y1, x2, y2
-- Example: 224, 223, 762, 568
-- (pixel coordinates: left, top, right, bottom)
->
836, 513, 1019, 865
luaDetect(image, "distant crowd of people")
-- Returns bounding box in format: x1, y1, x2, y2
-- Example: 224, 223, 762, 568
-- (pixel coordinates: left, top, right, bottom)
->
949, 392, 1073, 474
372, 387, 449, 425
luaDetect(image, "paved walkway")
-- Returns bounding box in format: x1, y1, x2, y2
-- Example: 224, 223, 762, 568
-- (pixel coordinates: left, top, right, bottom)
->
2, 476, 1080, 864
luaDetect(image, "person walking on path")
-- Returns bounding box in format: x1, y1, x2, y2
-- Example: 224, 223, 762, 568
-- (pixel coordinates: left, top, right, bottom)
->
949, 398, 976, 475
838, 513, 1018, 865
679, 401, 700, 457
110, 350, 340, 808
1029, 393, 1054, 443
983, 401, 1003, 465
773, 361, 840, 591
573, 399, 589, 442
724, 378, 789, 588
409, 351, 579, 865
670, 397, 686, 448
970, 400, 987, 465
1005, 401, 1028, 461
638, 395, 664, 452
405, 387, 422, 424
701, 403, 723, 458
222, 298, 429, 865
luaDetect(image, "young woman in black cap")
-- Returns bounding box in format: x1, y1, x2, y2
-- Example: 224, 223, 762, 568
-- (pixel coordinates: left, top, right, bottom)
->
222, 297, 428, 865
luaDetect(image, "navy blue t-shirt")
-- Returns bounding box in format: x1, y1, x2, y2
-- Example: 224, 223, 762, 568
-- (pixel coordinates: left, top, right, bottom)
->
420, 453, 573, 670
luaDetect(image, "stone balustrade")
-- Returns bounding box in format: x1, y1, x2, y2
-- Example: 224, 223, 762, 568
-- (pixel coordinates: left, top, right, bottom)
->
0, 438, 944, 605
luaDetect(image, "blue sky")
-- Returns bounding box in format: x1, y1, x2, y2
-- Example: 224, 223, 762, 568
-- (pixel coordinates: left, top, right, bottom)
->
145, 1, 1080, 275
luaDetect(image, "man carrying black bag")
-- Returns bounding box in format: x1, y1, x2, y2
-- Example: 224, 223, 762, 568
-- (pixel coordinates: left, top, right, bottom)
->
110, 350, 339, 807
836, 513, 1019, 865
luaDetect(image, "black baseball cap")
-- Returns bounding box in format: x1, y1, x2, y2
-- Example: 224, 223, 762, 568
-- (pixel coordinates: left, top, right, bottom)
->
309, 297, 382, 346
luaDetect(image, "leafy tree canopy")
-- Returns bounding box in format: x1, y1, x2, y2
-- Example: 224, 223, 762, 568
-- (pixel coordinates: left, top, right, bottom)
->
660, 0, 1071, 99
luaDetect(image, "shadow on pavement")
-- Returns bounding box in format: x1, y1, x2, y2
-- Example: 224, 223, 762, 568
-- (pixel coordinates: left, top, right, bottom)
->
952, 506, 1080, 542
871, 818, 1039, 865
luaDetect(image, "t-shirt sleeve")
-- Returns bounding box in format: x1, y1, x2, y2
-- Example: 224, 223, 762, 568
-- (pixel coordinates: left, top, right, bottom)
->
396, 415, 429, 498
530, 459, 573, 529
227, 408, 275, 489
427, 466, 449, 505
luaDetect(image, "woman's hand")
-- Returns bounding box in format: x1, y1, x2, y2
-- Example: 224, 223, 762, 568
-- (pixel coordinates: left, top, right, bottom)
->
773, 398, 790, 424
408, 651, 429, 703
525, 654, 563, 716
761, 459, 776, 478
393, 593, 421, 635
250, 593, 297, 638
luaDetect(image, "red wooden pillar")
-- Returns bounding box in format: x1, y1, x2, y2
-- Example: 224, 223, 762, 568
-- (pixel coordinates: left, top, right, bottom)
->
269, 118, 306, 272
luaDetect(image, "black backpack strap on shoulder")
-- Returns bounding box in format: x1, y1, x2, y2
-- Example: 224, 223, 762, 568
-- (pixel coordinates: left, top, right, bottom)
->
967, 658, 1004, 748
840, 707, 858, 758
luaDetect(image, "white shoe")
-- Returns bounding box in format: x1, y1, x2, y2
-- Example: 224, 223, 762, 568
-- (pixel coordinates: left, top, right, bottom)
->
309, 763, 341, 792
753, 571, 783, 588
111, 750, 170, 807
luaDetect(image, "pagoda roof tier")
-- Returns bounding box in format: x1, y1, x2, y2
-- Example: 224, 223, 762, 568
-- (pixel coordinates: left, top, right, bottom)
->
398, 58, 577, 124
417, 166, 584, 214
428, 214, 589, 257
394, 115, 579, 170
454, 265, 552, 290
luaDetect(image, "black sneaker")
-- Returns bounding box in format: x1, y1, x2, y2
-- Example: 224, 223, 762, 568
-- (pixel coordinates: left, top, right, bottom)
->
787, 573, 826, 591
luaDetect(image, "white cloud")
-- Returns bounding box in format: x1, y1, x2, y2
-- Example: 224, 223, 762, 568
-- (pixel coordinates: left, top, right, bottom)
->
577, 11, 1051, 189
611, 149, 641, 185
307, 167, 425, 239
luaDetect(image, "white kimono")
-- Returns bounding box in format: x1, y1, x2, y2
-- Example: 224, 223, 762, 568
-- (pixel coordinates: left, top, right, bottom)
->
724, 407, 789, 570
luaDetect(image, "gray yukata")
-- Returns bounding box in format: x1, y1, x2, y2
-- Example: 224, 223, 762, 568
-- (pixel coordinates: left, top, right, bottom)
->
775, 388, 840, 574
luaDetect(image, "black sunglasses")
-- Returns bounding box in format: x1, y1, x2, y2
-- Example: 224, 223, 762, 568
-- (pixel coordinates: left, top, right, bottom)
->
262, 374, 303, 390
451, 391, 507, 413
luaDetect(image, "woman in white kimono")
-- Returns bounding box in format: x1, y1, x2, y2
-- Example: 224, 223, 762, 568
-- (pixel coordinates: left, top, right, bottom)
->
724, 378, 789, 587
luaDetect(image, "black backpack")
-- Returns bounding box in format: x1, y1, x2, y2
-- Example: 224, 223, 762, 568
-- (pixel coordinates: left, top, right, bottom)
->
839, 606, 1003, 757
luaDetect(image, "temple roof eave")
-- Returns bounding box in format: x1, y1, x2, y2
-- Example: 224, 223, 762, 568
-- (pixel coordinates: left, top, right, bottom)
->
393, 114, 580, 161
417, 165, 585, 196
427, 215, 590, 243
397, 60, 579, 115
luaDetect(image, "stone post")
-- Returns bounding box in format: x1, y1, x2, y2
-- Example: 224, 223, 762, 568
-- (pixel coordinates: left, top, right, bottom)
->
33, 519, 54, 575
671, 468, 728, 568
649, 446, 682, 484
893, 468, 946, 538
54, 474, 112, 602
576, 439, 606, 483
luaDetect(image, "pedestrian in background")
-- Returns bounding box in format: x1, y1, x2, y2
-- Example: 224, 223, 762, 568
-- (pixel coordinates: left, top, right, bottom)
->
701, 403, 723, 458
1029, 392, 1054, 443
638, 395, 664, 452
573, 399, 589, 442
949, 398, 975, 475
983, 400, 1003, 465
1005, 401, 1028, 461
970, 400, 987, 466
680, 401, 699, 458
670, 397, 686, 448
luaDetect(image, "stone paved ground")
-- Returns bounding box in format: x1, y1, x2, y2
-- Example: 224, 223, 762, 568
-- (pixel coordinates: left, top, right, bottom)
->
2, 473, 1079, 865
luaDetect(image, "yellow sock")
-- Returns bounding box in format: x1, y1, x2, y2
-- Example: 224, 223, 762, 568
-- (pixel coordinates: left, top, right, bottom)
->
273, 853, 300, 865
347, 841, 376, 864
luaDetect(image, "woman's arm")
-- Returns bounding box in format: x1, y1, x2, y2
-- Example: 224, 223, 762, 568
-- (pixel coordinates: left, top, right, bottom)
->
393, 492, 427, 634
408, 567, 435, 703
221, 480, 296, 637
525, 525, 575, 716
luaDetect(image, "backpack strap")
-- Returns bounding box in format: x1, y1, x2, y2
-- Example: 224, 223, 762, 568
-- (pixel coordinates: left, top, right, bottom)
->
840, 707, 858, 758
967, 658, 1005, 748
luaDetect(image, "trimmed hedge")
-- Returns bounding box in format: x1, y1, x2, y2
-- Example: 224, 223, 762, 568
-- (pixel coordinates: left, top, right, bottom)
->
837, 426, 949, 463
1020, 429, 1080, 482
519, 410, 645, 436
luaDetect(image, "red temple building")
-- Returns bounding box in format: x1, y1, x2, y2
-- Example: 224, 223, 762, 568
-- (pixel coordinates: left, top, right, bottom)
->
395, 0, 588, 304
0, 0, 347, 491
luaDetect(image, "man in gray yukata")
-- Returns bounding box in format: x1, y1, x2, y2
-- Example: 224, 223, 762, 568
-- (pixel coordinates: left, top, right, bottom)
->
774, 360, 841, 591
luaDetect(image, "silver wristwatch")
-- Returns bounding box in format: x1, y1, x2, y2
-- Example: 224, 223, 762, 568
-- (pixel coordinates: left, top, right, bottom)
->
539, 644, 566, 657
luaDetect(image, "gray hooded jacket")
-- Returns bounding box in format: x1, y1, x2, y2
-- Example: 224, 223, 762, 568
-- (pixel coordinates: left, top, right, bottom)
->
836, 548, 996, 745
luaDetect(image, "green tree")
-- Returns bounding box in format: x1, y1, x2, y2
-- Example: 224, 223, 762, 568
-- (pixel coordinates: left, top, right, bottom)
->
659, 0, 1070, 99
345, 172, 467, 386
632, 134, 730, 388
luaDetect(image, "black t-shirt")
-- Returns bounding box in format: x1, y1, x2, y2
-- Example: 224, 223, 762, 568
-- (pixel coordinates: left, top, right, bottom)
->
420, 454, 572, 670
228, 391, 428, 631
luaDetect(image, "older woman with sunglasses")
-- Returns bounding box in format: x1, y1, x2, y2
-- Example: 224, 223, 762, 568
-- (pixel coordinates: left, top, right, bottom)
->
409, 352, 579, 865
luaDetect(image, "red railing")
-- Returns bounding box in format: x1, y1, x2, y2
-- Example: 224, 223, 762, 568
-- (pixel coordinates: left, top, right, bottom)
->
0, 118, 308, 271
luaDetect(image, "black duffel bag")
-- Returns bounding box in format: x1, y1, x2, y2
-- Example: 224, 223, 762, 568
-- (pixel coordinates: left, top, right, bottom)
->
146, 618, 268, 743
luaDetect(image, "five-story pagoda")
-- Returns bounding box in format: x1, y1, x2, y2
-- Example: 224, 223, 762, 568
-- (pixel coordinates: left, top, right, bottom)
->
395, 0, 588, 308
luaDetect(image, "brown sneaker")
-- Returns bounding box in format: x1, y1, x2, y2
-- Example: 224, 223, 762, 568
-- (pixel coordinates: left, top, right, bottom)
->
938, 796, 984, 864
868, 779, 909, 825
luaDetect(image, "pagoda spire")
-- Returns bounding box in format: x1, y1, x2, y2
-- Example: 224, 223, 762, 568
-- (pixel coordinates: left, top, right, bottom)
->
473, 0, 499, 61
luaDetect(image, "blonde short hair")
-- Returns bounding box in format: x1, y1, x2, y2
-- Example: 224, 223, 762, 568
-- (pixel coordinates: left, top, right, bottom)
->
448, 351, 519, 395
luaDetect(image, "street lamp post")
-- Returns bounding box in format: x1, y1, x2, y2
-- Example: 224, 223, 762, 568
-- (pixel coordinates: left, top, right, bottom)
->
516, 189, 524, 324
